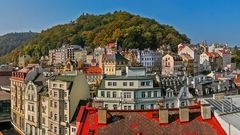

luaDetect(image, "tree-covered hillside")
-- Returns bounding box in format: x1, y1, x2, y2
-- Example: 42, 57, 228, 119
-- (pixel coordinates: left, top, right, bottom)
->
0, 11, 190, 64
0, 32, 38, 56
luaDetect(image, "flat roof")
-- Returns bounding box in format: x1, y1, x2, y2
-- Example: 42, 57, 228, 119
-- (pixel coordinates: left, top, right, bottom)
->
205, 96, 240, 130
0, 91, 10, 101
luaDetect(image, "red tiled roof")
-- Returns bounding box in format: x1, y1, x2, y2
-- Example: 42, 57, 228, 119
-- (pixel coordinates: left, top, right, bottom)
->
206, 52, 217, 58
234, 77, 240, 87
76, 103, 226, 135
83, 66, 102, 75
107, 43, 116, 48
178, 45, 185, 51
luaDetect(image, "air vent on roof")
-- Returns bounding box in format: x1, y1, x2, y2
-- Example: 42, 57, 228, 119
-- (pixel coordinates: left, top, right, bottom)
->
152, 113, 159, 118
88, 129, 95, 134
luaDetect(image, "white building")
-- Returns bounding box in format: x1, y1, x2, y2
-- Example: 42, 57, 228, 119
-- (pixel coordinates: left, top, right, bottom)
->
95, 67, 162, 110
137, 48, 162, 72
161, 53, 184, 76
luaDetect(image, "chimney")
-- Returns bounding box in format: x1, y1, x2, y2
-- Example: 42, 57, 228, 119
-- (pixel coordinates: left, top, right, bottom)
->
179, 107, 189, 122
201, 104, 211, 120
98, 108, 107, 125
159, 108, 169, 124
213, 93, 225, 100
94, 101, 103, 109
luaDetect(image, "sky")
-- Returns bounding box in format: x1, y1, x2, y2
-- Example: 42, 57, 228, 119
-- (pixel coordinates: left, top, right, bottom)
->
0, 0, 240, 45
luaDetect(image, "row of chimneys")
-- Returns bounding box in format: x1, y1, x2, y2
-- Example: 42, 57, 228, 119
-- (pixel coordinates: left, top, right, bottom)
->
97, 104, 212, 125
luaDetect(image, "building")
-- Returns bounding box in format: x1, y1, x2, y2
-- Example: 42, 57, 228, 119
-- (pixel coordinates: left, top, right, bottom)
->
205, 94, 240, 135
48, 45, 82, 66
178, 43, 201, 75
161, 53, 184, 76
10, 64, 41, 134
83, 66, 103, 97
24, 74, 49, 135
0, 90, 11, 123
75, 102, 226, 135
216, 50, 232, 70
200, 52, 222, 71
103, 52, 128, 75
137, 48, 162, 72
47, 73, 90, 135
18, 55, 31, 67
95, 67, 162, 110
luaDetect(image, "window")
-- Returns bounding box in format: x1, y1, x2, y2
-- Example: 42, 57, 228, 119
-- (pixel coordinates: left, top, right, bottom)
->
181, 102, 185, 107
50, 100, 53, 107
124, 106, 127, 110
141, 105, 144, 110
28, 105, 30, 111
154, 91, 157, 97
141, 82, 145, 86
129, 82, 134, 86
166, 103, 169, 108
141, 92, 145, 98
171, 103, 174, 108
108, 82, 112, 86
112, 92, 116, 98
32, 106, 34, 112
124, 92, 131, 98
64, 92, 67, 97
113, 104, 117, 110
151, 104, 154, 109
54, 92, 57, 97
123, 82, 127, 86
72, 128, 76, 132
101, 91, 105, 97
53, 83, 57, 87
42, 117, 45, 124
60, 84, 64, 88
32, 116, 34, 122
54, 127, 57, 133
105, 104, 108, 109
146, 81, 150, 86
107, 91, 110, 98
54, 102, 57, 108
113, 82, 117, 86
64, 102, 68, 110
42, 128, 46, 135
128, 106, 131, 110
64, 114, 67, 121
148, 91, 151, 98
54, 114, 57, 121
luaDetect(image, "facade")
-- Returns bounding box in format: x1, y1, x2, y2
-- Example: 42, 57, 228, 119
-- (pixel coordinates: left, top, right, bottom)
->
95, 67, 162, 110
200, 52, 222, 71
216, 50, 231, 70
178, 44, 201, 75
18, 55, 31, 67
103, 52, 128, 75
0, 91, 11, 122
83, 66, 103, 97
47, 73, 90, 135
10, 64, 40, 134
161, 54, 184, 76
48, 45, 82, 65
137, 48, 162, 72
